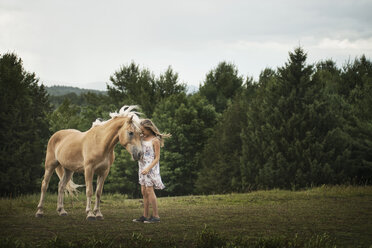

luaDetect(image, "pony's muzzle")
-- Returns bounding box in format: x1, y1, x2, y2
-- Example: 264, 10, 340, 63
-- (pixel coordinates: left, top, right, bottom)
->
131, 147, 143, 161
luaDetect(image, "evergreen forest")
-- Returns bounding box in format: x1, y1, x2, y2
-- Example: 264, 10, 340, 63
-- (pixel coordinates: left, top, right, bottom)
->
1, 48, 371, 197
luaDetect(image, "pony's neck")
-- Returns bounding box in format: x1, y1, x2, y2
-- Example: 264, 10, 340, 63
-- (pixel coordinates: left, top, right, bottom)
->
96, 117, 126, 153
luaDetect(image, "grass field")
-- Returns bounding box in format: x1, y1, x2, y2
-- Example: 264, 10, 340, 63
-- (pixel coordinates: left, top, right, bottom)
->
1, 185, 372, 247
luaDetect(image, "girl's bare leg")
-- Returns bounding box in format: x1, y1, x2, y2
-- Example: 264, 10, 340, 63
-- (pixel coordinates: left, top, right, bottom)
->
141, 185, 150, 218
146, 186, 159, 218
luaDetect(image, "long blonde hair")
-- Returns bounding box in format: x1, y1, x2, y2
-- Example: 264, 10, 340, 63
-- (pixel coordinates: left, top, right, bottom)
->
140, 119, 171, 147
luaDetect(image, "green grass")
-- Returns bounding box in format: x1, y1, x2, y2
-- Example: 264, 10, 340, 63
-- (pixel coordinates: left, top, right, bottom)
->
1, 185, 372, 247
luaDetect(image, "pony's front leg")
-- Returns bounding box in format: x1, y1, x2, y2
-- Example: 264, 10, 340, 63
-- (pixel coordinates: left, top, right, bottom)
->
93, 169, 109, 220
84, 166, 95, 220
57, 169, 73, 216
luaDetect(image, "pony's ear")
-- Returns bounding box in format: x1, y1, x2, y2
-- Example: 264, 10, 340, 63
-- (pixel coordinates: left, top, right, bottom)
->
128, 115, 133, 123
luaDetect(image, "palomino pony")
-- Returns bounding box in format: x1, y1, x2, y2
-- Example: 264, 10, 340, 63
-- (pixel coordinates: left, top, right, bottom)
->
35, 105, 143, 220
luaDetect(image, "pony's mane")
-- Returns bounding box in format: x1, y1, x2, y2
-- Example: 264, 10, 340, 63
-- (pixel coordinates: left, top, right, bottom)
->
92, 105, 141, 131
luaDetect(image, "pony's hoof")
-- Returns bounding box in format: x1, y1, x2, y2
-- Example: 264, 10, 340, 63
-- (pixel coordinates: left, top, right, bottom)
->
96, 215, 104, 220
86, 215, 96, 221
35, 213, 44, 218
58, 210, 68, 216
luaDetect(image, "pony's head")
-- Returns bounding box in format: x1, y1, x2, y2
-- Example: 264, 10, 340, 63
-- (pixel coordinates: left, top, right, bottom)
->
93, 105, 143, 160
112, 106, 143, 161
118, 115, 143, 161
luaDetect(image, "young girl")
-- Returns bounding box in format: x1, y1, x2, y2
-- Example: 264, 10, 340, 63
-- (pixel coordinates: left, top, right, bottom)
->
133, 119, 170, 223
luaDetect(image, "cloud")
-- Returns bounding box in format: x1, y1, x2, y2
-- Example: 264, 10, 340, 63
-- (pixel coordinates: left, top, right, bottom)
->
214, 40, 293, 52
316, 38, 372, 51
1, 0, 372, 90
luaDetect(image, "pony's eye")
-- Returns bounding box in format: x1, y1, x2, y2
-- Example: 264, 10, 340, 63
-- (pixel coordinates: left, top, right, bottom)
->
128, 131, 134, 136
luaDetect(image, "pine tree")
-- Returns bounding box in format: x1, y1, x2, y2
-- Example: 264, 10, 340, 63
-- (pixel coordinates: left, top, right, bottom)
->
155, 66, 186, 100
196, 79, 256, 194
107, 62, 156, 116
241, 48, 350, 189
48, 99, 81, 132
340, 56, 372, 183
152, 93, 218, 195
107, 62, 186, 117
0, 53, 51, 195
199, 62, 243, 113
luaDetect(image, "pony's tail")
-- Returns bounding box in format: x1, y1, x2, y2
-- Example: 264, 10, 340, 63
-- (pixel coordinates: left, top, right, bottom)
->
55, 165, 84, 196
65, 179, 84, 196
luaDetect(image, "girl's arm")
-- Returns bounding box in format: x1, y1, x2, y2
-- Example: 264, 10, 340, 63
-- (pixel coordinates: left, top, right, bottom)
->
141, 138, 161, 175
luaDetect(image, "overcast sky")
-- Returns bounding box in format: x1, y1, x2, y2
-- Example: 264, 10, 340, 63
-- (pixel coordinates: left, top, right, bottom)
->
1, 0, 371, 91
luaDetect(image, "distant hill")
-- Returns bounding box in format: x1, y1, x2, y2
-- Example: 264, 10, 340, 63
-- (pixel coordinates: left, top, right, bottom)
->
46, 84, 197, 97
46, 85, 106, 96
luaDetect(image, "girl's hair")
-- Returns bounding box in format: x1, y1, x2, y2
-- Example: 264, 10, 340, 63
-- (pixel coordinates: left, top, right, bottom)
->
140, 119, 171, 147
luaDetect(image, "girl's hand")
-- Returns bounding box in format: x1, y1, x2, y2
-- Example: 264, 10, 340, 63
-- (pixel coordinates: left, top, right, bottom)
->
141, 168, 150, 175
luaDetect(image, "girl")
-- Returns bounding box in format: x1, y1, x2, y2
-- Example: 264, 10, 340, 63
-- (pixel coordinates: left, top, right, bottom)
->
133, 119, 170, 223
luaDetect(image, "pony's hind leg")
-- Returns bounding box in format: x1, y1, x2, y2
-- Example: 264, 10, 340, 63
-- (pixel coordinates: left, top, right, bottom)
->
56, 168, 73, 216
56, 165, 81, 196
35, 160, 57, 217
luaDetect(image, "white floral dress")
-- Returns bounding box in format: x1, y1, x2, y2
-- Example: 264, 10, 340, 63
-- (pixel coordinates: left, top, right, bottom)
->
138, 138, 165, 189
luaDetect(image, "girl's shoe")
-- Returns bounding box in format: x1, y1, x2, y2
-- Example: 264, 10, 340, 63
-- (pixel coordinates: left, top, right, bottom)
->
132, 216, 148, 222
144, 216, 160, 223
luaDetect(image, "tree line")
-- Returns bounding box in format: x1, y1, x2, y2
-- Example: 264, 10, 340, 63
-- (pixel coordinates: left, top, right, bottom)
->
0, 48, 371, 197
